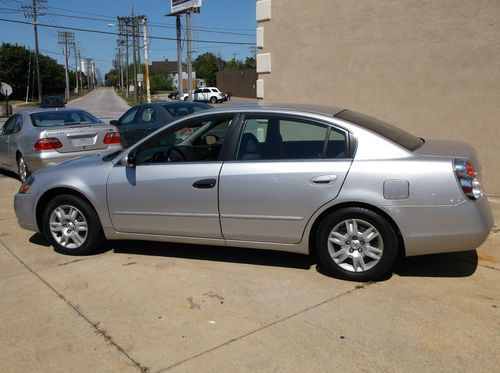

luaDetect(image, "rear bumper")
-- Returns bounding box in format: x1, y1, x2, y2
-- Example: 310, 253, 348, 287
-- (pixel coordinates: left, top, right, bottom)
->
25, 145, 121, 172
14, 192, 39, 232
384, 197, 494, 256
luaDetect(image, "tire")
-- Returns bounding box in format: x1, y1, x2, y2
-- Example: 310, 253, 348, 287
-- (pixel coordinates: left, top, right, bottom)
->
210, 96, 217, 104
17, 154, 29, 183
316, 207, 398, 281
184, 97, 188, 101
42, 194, 104, 255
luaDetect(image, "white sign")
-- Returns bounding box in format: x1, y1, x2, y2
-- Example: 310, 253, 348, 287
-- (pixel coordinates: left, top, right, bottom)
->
0, 83, 12, 97
137, 73, 144, 82
171, 0, 201, 14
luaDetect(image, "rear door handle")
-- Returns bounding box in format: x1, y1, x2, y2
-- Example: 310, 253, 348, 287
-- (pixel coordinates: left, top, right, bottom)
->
193, 178, 217, 189
311, 175, 338, 184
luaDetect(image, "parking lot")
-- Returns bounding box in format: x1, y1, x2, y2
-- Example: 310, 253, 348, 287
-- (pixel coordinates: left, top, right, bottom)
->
0, 168, 499, 372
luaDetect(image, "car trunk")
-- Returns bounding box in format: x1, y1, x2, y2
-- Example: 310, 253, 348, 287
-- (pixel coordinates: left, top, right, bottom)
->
414, 139, 480, 168
42, 124, 117, 153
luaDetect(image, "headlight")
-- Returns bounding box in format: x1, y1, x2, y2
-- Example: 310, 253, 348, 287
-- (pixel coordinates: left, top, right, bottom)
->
19, 175, 35, 194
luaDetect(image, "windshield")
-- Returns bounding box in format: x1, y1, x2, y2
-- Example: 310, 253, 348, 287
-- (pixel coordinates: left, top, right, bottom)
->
336, 110, 424, 151
30, 110, 102, 127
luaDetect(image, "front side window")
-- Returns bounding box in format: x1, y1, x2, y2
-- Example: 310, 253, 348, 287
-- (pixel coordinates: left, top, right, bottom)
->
237, 115, 348, 160
135, 116, 233, 165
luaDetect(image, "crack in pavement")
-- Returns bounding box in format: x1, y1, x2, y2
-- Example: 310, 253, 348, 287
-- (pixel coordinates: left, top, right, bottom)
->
445, 253, 500, 272
0, 239, 149, 373
156, 282, 376, 372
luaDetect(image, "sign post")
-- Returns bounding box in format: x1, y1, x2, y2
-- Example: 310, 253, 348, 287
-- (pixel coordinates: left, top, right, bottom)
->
0, 82, 13, 117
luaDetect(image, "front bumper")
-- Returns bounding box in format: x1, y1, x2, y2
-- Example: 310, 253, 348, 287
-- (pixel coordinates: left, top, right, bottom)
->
14, 192, 39, 232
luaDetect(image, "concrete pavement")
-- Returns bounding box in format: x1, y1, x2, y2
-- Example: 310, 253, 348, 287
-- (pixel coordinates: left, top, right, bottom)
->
0, 171, 498, 372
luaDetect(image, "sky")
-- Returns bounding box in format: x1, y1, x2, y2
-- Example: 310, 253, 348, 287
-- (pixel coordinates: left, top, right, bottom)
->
0, 0, 256, 77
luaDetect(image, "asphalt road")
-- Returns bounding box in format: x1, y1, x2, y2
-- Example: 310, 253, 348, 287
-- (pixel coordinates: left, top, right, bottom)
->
67, 87, 130, 122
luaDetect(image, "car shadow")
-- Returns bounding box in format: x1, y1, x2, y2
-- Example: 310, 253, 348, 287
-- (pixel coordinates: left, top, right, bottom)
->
0, 169, 20, 182
111, 240, 314, 270
28, 233, 478, 277
395, 250, 478, 278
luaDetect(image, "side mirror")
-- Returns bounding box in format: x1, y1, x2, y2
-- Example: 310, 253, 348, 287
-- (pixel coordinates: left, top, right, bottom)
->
126, 150, 136, 168
110, 120, 119, 126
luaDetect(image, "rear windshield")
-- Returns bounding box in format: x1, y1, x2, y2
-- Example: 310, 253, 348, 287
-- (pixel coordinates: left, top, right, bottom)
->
30, 110, 101, 127
42, 96, 64, 105
162, 103, 209, 117
336, 110, 424, 151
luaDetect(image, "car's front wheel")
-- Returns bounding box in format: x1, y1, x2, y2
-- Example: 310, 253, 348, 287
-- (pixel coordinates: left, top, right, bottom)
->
210, 96, 218, 104
316, 207, 398, 281
42, 194, 104, 255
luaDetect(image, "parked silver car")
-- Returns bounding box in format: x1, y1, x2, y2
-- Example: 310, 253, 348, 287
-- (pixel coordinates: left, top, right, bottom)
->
0, 108, 122, 181
14, 104, 493, 281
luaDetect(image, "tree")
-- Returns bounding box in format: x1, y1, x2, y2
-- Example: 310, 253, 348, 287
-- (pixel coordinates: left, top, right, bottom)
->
192, 52, 219, 86
0, 43, 66, 100
149, 71, 173, 93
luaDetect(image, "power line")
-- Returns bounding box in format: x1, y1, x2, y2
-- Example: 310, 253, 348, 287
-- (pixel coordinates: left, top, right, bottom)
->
0, 6, 255, 36
0, 17, 256, 45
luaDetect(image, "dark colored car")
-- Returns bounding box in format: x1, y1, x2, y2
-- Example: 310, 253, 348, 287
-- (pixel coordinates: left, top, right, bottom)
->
40, 96, 66, 108
110, 101, 211, 148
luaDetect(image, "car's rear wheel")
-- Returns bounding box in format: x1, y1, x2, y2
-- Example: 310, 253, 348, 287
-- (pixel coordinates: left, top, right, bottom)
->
316, 207, 398, 281
42, 194, 104, 255
17, 154, 29, 183
210, 96, 218, 104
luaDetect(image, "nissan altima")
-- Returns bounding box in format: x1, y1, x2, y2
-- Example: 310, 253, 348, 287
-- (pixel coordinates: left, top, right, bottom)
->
14, 104, 493, 281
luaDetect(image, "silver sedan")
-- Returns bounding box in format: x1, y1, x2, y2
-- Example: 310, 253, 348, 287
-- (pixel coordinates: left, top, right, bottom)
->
0, 108, 122, 181
14, 104, 493, 281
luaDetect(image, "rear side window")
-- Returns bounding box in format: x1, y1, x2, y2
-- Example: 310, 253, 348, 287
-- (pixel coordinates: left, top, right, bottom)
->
336, 110, 423, 151
237, 115, 348, 160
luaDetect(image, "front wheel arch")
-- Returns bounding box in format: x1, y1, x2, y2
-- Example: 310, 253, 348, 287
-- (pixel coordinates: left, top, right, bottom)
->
308, 202, 405, 259
36, 188, 99, 233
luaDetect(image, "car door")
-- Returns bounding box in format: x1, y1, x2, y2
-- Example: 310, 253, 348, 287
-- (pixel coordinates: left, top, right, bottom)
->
115, 106, 140, 147
106, 113, 236, 238
0, 115, 20, 167
219, 114, 353, 244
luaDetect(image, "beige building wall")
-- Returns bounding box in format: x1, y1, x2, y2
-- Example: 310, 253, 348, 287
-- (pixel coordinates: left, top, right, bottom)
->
256, 0, 500, 196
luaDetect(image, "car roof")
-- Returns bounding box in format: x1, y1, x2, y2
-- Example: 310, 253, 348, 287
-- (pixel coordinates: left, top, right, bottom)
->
202, 103, 345, 117
152, 101, 211, 107
22, 107, 89, 115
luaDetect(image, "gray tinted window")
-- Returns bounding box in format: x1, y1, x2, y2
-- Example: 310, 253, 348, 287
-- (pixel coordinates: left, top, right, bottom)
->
336, 110, 423, 151
30, 110, 101, 127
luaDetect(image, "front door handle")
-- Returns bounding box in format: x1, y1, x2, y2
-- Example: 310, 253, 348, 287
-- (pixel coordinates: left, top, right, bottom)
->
193, 178, 217, 189
311, 175, 338, 184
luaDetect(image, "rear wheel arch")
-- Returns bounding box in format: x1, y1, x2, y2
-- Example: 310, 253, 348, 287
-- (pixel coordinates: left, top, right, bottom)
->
308, 201, 405, 258
36, 188, 99, 233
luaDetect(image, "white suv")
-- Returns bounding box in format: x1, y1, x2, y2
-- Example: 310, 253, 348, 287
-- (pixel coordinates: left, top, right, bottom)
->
181, 87, 225, 103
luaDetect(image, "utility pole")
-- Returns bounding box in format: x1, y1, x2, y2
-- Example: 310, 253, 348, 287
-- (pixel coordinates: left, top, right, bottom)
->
141, 16, 151, 103
25, 48, 32, 104
131, 18, 138, 102
58, 31, 74, 100
117, 17, 130, 97
77, 49, 83, 90
73, 42, 79, 95
176, 15, 183, 98
22, 0, 46, 103
186, 11, 193, 100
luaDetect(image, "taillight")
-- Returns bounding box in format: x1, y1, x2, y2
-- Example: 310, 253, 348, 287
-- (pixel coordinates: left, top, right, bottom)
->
33, 138, 63, 151
104, 132, 121, 144
454, 159, 483, 201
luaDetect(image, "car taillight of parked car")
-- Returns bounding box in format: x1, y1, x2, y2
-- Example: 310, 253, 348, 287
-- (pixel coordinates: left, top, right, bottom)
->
33, 138, 63, 151
454, 159, 483, 200
103, 132, 121, 144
